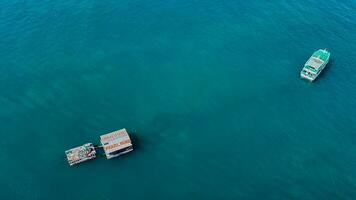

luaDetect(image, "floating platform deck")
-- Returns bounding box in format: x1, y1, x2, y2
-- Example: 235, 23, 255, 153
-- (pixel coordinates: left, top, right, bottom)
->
64, 128, 134, 166
100, 128, 133, 159
65, 143, 96, 166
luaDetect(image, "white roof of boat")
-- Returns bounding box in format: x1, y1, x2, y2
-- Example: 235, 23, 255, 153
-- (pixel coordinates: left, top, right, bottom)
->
306, 57, 324, 68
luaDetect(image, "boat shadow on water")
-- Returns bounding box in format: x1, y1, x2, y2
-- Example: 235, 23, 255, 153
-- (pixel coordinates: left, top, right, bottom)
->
129, 132, 141, 153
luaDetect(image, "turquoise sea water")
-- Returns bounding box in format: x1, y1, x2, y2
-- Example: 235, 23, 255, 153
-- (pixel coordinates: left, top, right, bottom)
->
1, 0, 356, 199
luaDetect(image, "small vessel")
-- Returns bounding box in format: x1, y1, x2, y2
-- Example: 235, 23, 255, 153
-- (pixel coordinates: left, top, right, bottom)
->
300, 49, 330, 81
65, 143, 96, 166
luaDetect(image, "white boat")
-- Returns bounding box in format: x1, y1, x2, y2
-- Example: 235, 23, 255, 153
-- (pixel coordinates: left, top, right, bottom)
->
300, 49, 330, 81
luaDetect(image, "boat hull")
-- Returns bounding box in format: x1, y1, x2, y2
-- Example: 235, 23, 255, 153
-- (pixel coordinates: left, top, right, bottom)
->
300, 73, 315, 81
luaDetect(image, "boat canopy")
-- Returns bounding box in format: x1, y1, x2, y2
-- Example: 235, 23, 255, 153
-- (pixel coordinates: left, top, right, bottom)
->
100, 128, 133, 159
305, 57, 324, 69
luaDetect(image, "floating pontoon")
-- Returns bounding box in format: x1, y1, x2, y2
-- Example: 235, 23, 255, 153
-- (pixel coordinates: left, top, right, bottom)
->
64, 128, 134, 166
65, 143, 96, 166
100, 128, 133, 159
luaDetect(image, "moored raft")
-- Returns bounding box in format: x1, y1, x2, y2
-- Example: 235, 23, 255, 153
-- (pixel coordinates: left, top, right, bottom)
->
64, 128, 134, 166
65, 143, 96, 166
100, 128, 133, 159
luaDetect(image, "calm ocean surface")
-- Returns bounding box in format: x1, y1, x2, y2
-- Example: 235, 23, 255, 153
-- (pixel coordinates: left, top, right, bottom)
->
1, 0, 356, 199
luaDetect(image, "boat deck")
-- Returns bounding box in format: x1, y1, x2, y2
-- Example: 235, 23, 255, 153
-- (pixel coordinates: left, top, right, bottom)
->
312, 50, 329, 61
